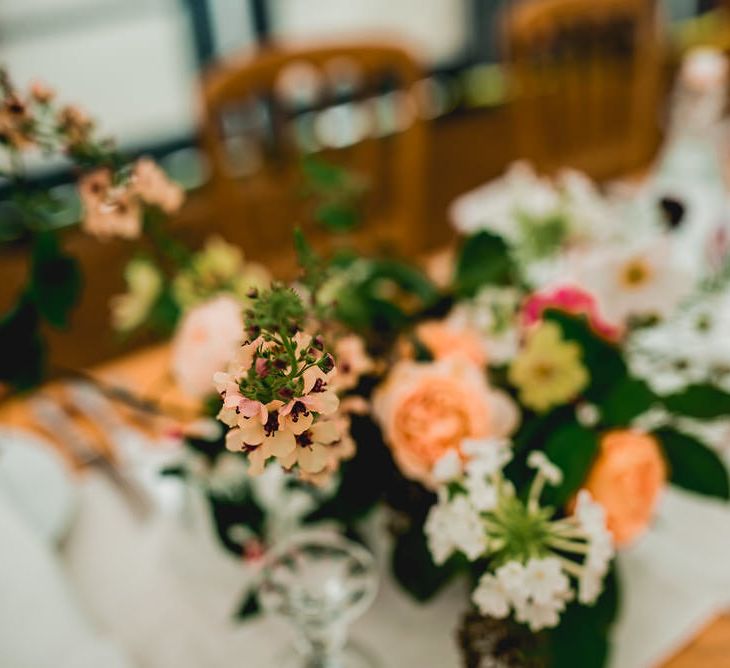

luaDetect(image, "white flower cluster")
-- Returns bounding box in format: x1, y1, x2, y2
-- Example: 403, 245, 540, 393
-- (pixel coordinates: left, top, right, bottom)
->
628, 290, 730, 394
449, 162, 614, 260
448, 287, 521, 365
472, 557, 572, 631
424, 439, 615, 631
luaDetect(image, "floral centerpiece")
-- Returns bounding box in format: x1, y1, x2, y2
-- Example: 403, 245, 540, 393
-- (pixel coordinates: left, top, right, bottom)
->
154, 160, 730, 663
6, 67, 730, 668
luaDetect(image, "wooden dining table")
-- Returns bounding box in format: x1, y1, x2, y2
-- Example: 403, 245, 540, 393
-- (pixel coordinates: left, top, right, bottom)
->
1, 343, 729, 667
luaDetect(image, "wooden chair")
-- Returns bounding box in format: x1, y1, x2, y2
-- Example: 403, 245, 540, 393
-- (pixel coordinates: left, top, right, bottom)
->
502, 0, 666, 179
198, 42, 427, 272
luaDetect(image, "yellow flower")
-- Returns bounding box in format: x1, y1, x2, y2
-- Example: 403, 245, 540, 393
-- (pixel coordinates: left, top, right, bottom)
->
172, 236, 271, 309
509, 321, 588, 412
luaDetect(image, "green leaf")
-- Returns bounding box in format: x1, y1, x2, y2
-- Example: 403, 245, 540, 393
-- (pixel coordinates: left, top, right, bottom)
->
315, 203, 360, 232
542, 424, 599, 508
368, 259, 440, 305
301, 155, 348, 190
547, 566, 620, 668
0, 294, 46, 390
234, 589, 261, 621
662, 384, 730, 419
653, 427, 730, 500
391, 525, 458, 602
454, 231, 515, 298
29, 231, 82, 328
600, 377, 657, 427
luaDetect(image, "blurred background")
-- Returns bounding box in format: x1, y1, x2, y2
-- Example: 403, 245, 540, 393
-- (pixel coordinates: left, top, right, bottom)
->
1, 0, 729, 368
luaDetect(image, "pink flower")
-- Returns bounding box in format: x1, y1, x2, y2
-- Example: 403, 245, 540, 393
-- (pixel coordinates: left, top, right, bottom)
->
372, 357, 519, 488
29, 81, 54, 104
416, 319, 488, 367
171, 295, 244, 398
78, 169, 142, 240
130, 157, 185, 214
522, 285, 623, 342
332, 335, 373, 391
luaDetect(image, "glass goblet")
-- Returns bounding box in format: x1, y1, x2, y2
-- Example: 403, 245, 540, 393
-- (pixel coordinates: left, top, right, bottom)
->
258, 529, 379, 668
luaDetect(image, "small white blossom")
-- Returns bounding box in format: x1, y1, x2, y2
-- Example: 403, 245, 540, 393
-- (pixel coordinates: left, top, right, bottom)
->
472, 573, 511, 618
523, 557, 572, 606
432, 448, 463, 483
462, 438, 513, 474
464, 473, 498, 512
578, 569, 605, 605
527, 451, 564, 486
514, 599, 564, 631
495, 561, 529, 606
575, 402, 601, 428
424, 495, 487, 565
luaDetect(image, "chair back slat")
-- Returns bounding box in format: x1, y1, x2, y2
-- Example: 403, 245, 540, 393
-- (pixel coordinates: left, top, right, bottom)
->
503, 0, 665, 178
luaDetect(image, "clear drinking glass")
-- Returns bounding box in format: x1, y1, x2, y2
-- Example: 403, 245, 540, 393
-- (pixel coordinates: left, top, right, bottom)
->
259, 529, 379, 668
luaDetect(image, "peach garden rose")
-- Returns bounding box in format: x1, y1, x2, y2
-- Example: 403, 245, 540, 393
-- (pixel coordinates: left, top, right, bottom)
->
416, 319, 488, 367
372, 357, 519, 488
171, 295, 244, 399
581, 430, 667, 547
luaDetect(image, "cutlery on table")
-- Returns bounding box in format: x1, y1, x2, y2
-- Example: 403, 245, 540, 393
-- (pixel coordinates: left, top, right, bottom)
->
29, 395, 154, 520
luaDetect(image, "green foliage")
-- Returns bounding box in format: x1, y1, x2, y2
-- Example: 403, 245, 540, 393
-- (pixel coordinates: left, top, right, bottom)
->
541, 424, 599, 508
316, 203, 359, 232
300, 156, 365, 233
392, 523, 459, 602
0, 228, 82, 389
517, 213, 569, 260
543, 310, 627, 403
454, 231, 516, 298
0, 295, 45, 390
653, 427, 730, 500
662, 384, 730, 419
29, 230, 82, 328
306, 414, 395, 524
600, 377, 657, 427
248, 283, 306, 336
294, 227, 329, 298
332, 258, 439, 336
235, 589, 261, 621
547, 566, 620, 668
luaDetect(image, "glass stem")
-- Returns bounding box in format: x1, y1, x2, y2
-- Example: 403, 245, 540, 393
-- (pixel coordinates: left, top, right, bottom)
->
297, 621, 348, 668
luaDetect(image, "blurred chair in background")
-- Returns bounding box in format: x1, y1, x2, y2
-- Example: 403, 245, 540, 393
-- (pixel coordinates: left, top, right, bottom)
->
199, 42, 427, 269
503, 0, 666, 179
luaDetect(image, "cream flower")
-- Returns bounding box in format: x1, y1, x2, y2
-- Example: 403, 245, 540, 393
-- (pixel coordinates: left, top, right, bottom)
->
110, 258, 162, 332
298, 416, 356, 486
279, 419, 344, 474
172, 236, 271, 309
331, 335, 373, 391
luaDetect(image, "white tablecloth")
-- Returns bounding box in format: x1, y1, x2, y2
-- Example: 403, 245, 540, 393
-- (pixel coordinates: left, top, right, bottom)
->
58, 473, 730, 668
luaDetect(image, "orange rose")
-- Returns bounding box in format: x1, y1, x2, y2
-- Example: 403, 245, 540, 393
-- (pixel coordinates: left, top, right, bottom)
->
416, 320, 487, 367
372, 357, 518, 488
582, 430, 666, 547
